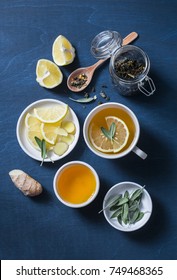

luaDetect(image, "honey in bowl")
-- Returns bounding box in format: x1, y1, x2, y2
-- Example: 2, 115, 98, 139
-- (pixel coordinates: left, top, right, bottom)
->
54, 161, 99, 207
88, 106, 136, 155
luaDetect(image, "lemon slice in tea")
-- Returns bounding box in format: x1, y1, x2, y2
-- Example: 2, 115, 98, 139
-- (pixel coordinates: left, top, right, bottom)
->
89, 116, 129, 153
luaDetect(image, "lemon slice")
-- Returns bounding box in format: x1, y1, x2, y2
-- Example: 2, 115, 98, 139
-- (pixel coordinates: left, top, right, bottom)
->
34, 104, 68, 123
25, 113, 41, 130
40, 123, 61, 145
26, 130, 43, 150
52, 35, 75, 66
36, 59, 63, 89
89, 116, 129, 153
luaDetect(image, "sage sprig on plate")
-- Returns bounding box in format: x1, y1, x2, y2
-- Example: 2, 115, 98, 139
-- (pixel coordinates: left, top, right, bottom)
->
107, 187, 146, 226
35, 137, 47, 166
101, 122, 116, 142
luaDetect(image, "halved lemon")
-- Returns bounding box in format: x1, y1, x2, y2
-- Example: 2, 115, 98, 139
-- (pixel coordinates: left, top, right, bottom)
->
89, 116, 129, 153
36, 59, 63, 89
52, 35, 75, 66
34, 104, 68, 123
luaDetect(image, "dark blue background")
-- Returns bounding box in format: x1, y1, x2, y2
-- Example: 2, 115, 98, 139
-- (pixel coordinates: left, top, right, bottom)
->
0, 0, 177, 260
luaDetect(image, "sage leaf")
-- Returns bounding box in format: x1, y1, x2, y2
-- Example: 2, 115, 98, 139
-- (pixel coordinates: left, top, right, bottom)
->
122, 203, 129, 224
69, 95, 97, 103
117, 197, 129, 206
98, 194, 122, 214
124, 190, 129, 199
109, 122, 116, 139
110, 204, 121, 211
130, 188, 144, 202
107, 194, 122, 207
135, 212, 144, 223
101, 122, 116, 141
129, 200, 140, 212
34, 136, 42, 149
34, 137, 47, 166
110, 207, 122, 219
117, 214, 122, 225
130, 209, 140, 224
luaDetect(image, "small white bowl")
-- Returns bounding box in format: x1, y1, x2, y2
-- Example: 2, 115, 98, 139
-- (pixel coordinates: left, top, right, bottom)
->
53, 161, 100, 208
103, 182, 152, 231
16, 99, 80, 162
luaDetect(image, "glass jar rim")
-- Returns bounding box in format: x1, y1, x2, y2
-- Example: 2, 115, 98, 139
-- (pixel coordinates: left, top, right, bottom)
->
91, 30, 122, 59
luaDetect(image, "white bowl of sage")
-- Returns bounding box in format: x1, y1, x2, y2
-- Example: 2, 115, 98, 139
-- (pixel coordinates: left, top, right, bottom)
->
102, 182, 152, 231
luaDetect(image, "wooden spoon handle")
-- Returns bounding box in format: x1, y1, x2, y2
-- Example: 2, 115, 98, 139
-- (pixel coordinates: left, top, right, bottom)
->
122, 31, 138, 46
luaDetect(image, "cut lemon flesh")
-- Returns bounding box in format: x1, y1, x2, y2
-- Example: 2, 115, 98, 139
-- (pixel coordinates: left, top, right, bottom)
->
41, 123, 60, 145
27, 130, 43, 150
52, 35, 75, 66
24, 104, 76, 158
34, 104, 68, 123
25, 113, 41, 130
36, 59, 63, 89
89, 116, 129, 153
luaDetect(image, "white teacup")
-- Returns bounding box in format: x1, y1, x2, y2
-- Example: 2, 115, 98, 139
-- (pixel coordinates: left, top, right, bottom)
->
83, 102, 147, 160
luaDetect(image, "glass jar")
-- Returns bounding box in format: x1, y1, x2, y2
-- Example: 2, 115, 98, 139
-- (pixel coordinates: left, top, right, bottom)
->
91, 30, 155, 96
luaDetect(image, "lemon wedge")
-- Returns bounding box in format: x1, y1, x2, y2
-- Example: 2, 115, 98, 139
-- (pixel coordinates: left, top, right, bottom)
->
36, 59, 63, 89
52, 35, 75, 66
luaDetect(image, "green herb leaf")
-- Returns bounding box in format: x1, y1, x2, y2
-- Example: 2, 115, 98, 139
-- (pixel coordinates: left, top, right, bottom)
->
110, 122, 116, 139
130, 209, 140, 224
135, 212, 145, 223
128, 200, 140, 212
130, 188, 144, 202
101, 122, 116, 141
122, 203, 129, 224
34, 137, 47, 166
117, 197, 129, 206
110, 207, 122, 219
34, 136, 42, 149
69, 95, 97, 103
124, 190, 129, 199
106, 187, 147, 227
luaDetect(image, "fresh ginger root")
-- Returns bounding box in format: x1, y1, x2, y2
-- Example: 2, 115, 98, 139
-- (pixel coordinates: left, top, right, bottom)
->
9, 169, 43, 196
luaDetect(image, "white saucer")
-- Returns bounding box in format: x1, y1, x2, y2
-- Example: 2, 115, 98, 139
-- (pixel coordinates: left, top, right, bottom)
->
16, 99, 80, 162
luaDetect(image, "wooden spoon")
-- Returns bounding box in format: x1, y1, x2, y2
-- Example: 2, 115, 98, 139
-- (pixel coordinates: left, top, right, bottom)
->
67, 31, 138, 92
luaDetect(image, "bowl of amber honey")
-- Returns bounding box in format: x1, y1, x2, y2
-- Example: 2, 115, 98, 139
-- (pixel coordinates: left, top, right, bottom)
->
53, 161, 100, 208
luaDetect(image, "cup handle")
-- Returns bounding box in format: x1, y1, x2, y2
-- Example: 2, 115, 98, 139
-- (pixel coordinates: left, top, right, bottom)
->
132, 146, 147, 160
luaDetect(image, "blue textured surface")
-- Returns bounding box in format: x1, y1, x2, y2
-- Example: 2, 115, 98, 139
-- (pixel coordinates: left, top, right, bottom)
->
0, 0, 177, 260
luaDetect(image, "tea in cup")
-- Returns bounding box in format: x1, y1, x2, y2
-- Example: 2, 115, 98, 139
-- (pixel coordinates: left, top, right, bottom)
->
83, 102, 147, 159
53, 161, 100, 208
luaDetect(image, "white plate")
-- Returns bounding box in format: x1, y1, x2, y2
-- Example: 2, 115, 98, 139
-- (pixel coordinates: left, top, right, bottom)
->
103, 182, 152, 232
16, 99, 80, 162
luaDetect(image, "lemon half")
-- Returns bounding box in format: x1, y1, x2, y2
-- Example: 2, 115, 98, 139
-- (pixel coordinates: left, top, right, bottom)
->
52, 35, 75, 66
36, 59, 63, 89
